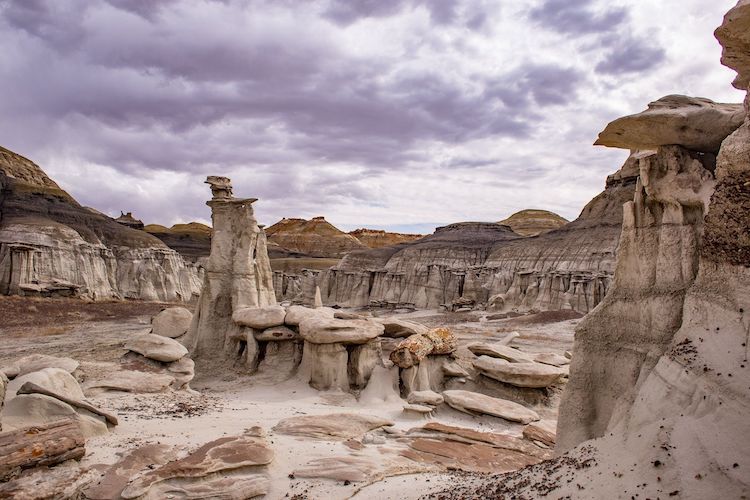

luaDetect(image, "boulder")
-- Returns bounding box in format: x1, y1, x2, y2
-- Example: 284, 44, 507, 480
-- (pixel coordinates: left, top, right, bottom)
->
151, 307, 193, 338
594, 95, 745, 153
473, 356, 566, 388
273, 413, 394, 440
232, 305, 286, 329
284, 305, 335, 326
120, 428, 273, 499
2, 393, 108, 438
442, 390, 539, 424
407, 390, 444, 406
374, 317, 429, 338
468, 343, 535, 363
390, 328, 457, 368
522, 419, 556, 447
442, 359, 470, 378
0, 354, 79, 379
124, 333, 188, 362
254, 325, 299, 341
6, 367, 84, 400
299, 316, 384, 344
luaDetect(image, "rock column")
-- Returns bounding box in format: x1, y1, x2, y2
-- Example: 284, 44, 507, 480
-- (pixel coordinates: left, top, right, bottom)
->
183, 177, 276, 371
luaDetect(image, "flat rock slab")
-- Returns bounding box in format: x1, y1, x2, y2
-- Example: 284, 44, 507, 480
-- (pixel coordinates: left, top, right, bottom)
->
407, 390, 444, 406
17, 381, 118, 426
299, 317, 384, 344
533, 352, 570, 366
233, 305, 287, 329
151, 307, 193, 338
473, 356, 566, 388
84, 370, 174, 394
144, 474, 270, 499
523, 419, 557, 447
2, 393, 109, 438
468, 343, 534, 363
124, 334, 188, 362
375, 317, 429, 338
403, 403, 435, 414
1, 354, 79, 379
294, 456, 382, 482
594, 95, 745, 153
121, 427, 273, 499
273, 413, 394, 440
442, 390, 539, 424
84, 444, 177, 500
284, 305, 335, 326
417, 422, 549, 458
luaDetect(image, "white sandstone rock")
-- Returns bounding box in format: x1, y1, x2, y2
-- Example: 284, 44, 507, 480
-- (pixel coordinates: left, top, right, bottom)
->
1, 354, 79, 379
284, 305, 335, 326
6, 367, 84, 400
467, 343, 535, 363
407, 390, 444, 406
151, 307, 193, 338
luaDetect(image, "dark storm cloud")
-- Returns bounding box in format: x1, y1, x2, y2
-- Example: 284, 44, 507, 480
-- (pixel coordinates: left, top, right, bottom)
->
594, 35, 667, 75
529, 0, 626, 35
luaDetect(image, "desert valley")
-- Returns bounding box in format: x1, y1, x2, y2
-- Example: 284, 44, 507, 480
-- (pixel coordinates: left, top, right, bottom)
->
0, 1, 749, 500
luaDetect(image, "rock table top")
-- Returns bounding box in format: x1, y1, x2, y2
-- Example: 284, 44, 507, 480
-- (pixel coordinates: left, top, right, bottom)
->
299, 316, 384, 344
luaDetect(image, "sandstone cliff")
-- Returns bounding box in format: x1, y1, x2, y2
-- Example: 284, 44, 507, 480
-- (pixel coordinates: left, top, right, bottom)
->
443, 5, 749, 498
497, 209, 569, 236
0, 146, 201, 301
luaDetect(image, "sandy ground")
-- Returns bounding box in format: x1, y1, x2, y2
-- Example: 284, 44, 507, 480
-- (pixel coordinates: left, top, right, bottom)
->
0, 299, 578, 499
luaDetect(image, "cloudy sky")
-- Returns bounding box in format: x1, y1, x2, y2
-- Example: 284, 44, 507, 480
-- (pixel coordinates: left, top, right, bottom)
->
0, 0, 743, 233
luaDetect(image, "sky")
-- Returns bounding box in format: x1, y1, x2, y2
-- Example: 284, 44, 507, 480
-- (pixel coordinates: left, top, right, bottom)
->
0, 0, 743, 234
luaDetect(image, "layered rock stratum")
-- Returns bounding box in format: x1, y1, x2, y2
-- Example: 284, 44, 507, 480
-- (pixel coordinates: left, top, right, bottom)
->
279, 164, 637, 313
348, 228, 423, 248
144, 222, 212, 263
435, 4, 749, 497
497, 209, 569, 236
266, 217, 365, 258
0, 146, 201, 301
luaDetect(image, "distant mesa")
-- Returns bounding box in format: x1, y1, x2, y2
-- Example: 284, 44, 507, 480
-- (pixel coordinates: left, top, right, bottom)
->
265, 217, 365, 258
348, 228, 423, 248
143, 222, 212, 263
498, 209, 569, 237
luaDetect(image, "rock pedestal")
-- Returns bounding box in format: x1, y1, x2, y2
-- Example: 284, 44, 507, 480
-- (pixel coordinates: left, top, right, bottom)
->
183, 177, 276, 371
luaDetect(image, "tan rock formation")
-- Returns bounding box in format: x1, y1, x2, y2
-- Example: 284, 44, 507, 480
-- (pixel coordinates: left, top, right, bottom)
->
442, 390, 540, 423
150, 307, 193, 339
715, 0, 750, 90
348, 228, 423, 248
594, 95, 744, 153
144, 222, 212, 263
183, 177, 276, 373
0, 146, 201, 301
498, 209, 569, 236
266, 216, 365, 258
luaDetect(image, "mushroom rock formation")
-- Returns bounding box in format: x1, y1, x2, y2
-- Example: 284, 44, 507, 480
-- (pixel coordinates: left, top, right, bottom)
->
594, 95, 745, 153
544, 10, 749, 495
0, 146, 201, 301
182, 177, 276, 372
497, 209, 569, 237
